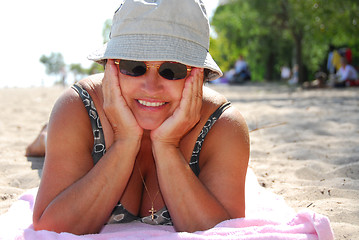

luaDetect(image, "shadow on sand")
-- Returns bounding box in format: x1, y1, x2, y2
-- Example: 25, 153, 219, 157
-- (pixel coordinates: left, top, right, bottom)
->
27, 157, 44, 178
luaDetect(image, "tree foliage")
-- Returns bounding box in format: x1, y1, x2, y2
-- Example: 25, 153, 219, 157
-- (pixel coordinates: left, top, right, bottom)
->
40, 52, 66, 85
102, 19, 112, 44
40, 52, 65, 76
69, 63, 87, 82
40, 19, 111, 84
210, 0, 359, 82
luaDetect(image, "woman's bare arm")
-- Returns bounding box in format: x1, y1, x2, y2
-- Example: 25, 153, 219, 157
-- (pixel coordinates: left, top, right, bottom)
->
32, 87, 141, 234
153, 106, 249, 232
151, 68, 249, 232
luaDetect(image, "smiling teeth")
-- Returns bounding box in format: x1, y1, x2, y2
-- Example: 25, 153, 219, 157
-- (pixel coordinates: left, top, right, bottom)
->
138, 100, 166, 107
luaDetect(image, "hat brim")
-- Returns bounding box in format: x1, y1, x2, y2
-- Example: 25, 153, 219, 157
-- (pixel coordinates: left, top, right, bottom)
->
87, 34, 222, 81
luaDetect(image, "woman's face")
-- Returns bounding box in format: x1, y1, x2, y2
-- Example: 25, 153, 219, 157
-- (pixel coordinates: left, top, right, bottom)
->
118, 61, 187, 130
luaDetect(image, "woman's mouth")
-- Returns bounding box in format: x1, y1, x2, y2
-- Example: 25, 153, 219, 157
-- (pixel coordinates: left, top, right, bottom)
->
137, 99, 167, 107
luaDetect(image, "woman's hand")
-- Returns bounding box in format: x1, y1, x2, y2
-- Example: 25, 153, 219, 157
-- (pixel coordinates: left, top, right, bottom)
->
102, 60, 143, 143
150, 68, 204, 147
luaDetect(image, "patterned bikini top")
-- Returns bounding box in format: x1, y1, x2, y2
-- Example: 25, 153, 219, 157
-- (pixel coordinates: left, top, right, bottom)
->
72, 84, 231, 226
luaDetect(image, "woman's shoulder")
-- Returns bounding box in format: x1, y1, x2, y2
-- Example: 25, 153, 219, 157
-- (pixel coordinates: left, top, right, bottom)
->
202, 85, 245, 122
48, 74, 105, 133
201, 86, 228, 118
75, 73, 104, 96
202, 86, 228, 107
202, 86, 244, 122
202, 85, 249, 146
197, 86, 249, 188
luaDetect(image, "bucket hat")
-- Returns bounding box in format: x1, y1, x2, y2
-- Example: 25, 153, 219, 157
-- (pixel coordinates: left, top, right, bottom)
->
87, 0, 222, 81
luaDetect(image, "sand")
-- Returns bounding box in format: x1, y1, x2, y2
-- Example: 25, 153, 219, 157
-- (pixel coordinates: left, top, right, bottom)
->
0, 83, 358, 239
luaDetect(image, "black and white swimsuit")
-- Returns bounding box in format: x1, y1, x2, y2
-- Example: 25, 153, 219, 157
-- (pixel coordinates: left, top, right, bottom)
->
72, 84, 231, 226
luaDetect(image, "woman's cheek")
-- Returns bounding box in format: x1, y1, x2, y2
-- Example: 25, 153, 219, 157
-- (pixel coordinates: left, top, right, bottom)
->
172, 80, 186, 100
117, 77, 133, 105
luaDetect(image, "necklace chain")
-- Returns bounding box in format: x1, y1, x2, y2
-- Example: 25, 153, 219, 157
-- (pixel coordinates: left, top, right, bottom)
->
137, 163, 160, 220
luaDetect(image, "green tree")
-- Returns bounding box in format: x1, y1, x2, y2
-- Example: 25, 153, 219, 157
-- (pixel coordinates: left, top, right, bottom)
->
40, 52, 66, 85
309, 0, 359, 65
69, 63, 87, 83
87, 62, 104, 75
211, 1, 293, 81
102, 19, 112, 44
211, 0, 359, 83
42, 19, 109, 84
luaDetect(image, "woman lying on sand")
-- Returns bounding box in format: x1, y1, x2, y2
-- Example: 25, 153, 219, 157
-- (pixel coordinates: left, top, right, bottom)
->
28, 0, 249, 235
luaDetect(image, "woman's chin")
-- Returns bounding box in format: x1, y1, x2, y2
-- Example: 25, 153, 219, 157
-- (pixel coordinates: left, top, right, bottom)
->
138, 121, 163, 131
134, 114, 168, 131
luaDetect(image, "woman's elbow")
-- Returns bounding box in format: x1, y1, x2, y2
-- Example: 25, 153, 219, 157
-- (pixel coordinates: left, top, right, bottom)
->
32, 217, 55, 233
174, 213, 230, 233
32, 214, 44, 231
32, 215, 62, 233
32, 215, 101, 235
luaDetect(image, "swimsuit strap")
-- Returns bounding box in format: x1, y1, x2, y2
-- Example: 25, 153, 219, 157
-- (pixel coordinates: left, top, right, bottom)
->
72, 84, 106, 165
189, 102, 231, 176
71, 84, 230, 225
72, 82, 230, 177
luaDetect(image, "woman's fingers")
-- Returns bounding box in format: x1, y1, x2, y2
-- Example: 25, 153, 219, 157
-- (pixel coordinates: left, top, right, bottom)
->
179, 68, 202, 118
193, 68, 203, 119
103, 60, 121, 103
151, 68, 204, 145
102, 60, 143, 142
184, 68, 203, 124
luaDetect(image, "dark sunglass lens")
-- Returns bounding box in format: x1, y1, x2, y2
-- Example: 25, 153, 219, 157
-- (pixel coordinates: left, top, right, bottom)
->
160, 68, 175, 80
119, 60, 146, 76
159, 62, 187, 80
132, 65, 146, 76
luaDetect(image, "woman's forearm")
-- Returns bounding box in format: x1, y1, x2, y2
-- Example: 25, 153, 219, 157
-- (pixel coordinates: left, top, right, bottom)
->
33, 139, 140, 234
152, 142, 230, 232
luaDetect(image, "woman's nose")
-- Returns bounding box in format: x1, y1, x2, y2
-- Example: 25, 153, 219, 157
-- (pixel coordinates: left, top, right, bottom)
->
141, 69, 164, 94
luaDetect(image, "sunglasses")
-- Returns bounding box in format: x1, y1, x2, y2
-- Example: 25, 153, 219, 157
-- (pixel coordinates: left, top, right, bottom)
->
114, 60, 192, 80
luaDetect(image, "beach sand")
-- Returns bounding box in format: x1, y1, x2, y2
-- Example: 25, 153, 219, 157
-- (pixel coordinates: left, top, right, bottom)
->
0, 84, 358, 239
